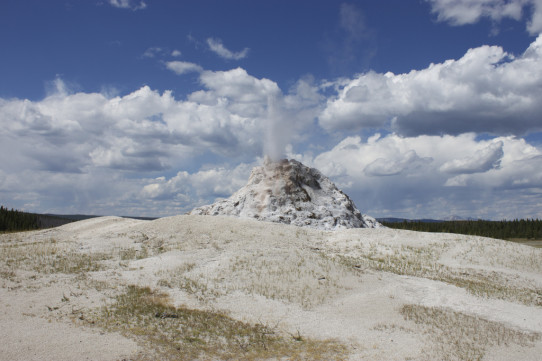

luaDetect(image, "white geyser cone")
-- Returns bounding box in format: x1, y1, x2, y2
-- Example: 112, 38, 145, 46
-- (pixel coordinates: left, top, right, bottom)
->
189, 158, 382, 230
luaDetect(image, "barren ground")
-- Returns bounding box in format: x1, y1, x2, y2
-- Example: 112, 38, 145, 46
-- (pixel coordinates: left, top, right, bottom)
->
1, 215, 541, 360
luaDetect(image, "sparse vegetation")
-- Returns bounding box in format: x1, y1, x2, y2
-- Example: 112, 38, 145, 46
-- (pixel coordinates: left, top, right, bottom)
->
335, 242, 542, 306
0, 239, 110, 275
155, 249, 363, 308
211, 250, 360, 308
87, 285, 347, 361
400, 304, 541, 361
157, 265, 220, 304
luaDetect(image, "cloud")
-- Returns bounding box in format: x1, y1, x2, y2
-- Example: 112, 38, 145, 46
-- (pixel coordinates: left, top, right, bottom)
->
142, 47, 164, 58
108, 0, 147, 11
426, 0, 525, 24
339, 3, 374, 42
197, 67, 280, 104
141, 162, 254, 204
144, 48, 182, 59
528, 0, 542, 34
3, 59, 542, 220
364, 150, 433, 176
166, 61, 203, 75
319, 35, 542, 136
440, 141, 504, 174
309, 133, 542, 219
0, 84, 179, 174
206, 38, 249, 60
0, 68, 323, 214
426, 0, 542, 34
194, 68, 321, 160
89, 140, 170, 171
323, 3, 376, 72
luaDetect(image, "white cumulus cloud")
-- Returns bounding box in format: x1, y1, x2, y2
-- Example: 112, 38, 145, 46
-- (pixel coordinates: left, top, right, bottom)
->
426, 0, 542, 34
141, 162, 254, 204
310, 133, 542, 219
0, 68, 322, 215
364, 150, 433, 177
440, 140, 504, 174
3, 44, 542, 220
319, 35, 542, 136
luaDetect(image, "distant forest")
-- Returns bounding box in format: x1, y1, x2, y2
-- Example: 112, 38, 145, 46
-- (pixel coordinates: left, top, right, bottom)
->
382, 219, 542, 240
0, 206, 39, 232
0, 206, 73, 232
2, 204, 542, 239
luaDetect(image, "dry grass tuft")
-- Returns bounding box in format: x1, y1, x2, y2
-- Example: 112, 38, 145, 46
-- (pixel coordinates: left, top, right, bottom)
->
0, 239, 110, 275
336, 243, 542, 306
401, 304, 541, 361
88, 285, 347, 361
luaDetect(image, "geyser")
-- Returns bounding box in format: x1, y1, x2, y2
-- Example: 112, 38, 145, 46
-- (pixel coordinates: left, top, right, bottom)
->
189, 158, 381, 230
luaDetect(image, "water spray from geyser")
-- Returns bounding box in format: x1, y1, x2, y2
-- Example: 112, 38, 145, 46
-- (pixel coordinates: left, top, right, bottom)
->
263, 94, 291, 163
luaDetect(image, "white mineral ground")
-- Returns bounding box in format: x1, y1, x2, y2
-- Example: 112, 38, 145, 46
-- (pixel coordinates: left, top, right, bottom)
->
1, 215, 541, 360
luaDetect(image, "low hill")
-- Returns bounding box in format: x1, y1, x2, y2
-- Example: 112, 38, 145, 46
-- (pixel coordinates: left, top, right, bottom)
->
1, 215, 540, 360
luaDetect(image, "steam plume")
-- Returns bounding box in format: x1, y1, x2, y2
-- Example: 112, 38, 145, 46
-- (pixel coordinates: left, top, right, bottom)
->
263, 94, 290, 161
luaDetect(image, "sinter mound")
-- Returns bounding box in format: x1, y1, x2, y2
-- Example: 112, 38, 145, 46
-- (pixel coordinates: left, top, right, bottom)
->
189, 158, 382, 230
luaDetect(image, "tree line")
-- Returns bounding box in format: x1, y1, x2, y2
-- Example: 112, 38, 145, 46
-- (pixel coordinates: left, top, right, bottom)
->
0, 205, 76, 232
382, 219, 542, 240
0, 205, 40, 232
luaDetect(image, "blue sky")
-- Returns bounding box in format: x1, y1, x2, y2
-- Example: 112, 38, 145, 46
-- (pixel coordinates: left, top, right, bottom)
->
1, 0, 542, 220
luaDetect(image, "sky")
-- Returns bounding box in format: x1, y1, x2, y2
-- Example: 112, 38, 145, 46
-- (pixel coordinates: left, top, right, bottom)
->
1, 0, 542, 220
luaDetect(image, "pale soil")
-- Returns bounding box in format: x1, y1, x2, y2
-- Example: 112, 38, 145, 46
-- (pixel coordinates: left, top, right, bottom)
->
0, 286, 138, 361
1, 215, 541, 360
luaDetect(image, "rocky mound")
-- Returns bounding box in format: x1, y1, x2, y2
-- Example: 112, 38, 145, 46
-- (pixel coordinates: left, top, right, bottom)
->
189, 158, 382, 230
